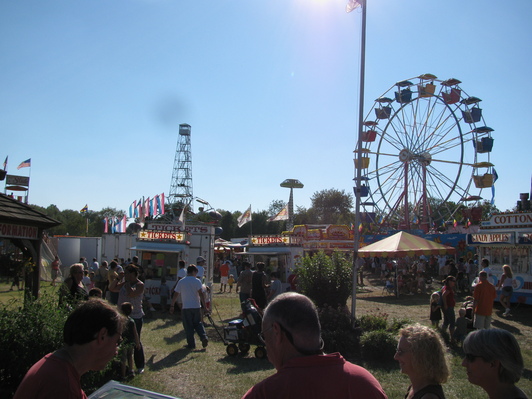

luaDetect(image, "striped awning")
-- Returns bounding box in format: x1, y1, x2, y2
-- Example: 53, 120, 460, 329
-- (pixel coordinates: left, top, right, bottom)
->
358, 231, 456, 258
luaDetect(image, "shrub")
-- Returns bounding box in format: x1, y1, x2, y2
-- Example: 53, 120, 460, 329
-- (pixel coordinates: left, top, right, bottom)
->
318, 305, 359, 357
360, 330, 397, 363
297, 250, 353, 308
357, 312, 388, 332
0, 293, 68, 397
389, 317, 414, 333
0, 293, 120, 397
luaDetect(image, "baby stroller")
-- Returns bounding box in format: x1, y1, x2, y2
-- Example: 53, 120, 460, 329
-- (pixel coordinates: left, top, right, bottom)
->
213, 298, 267, 359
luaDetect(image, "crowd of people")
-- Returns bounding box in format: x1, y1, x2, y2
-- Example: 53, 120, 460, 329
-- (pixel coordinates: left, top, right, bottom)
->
12, 254, 528, 398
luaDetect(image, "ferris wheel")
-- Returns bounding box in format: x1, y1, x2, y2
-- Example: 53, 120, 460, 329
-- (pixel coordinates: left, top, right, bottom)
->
355, 73, 495, 233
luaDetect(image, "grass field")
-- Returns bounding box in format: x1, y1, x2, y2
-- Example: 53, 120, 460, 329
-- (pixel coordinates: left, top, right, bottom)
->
1, 276, 531, 399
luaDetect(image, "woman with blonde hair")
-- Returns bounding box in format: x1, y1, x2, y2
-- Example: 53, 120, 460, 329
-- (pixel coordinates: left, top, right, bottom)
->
497, 264, 514, 316
462, 328, 528, 398
394, 323, 450, 399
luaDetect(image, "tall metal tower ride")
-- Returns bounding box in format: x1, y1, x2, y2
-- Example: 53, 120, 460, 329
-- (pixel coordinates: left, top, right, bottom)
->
168, 123, 194, 214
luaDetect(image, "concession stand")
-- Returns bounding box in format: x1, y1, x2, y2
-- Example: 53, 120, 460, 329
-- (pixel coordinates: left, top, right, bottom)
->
236, 234, 303, 285
468, 210, 532, 304
129, 223, 216, 304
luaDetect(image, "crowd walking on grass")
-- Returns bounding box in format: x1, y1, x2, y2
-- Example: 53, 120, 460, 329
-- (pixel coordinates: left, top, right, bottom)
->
12, 253, 529, 399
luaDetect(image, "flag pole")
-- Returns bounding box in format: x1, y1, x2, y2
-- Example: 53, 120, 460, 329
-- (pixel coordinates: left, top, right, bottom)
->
26, 159, 32, 204
351, 0, 367, 324
249, 205, 253, 238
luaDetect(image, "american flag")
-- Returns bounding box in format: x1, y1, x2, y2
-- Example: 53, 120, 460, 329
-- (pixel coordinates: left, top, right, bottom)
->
17, 158, 31, 169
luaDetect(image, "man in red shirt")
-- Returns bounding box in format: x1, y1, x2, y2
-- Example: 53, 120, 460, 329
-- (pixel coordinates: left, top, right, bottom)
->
242, 292, 387, 399
473, 271, 497, 329
14, 300, 125, 399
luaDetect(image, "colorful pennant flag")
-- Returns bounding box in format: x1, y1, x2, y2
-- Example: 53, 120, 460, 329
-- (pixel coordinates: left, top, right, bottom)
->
80, 204, 88, 214
453, 219, 458, 228
3, 156, 7, 171
145, 197, 150, 217
120, 215, 127, 233
237, 205, 252, 228
177, 206, 186, 227
346, 0, 362, 13
17, 158, 31, 169
491, 168, 499, 205
267, 205, 289, 222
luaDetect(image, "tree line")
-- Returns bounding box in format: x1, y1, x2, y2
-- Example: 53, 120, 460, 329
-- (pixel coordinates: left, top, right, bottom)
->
30, 188, 500, 239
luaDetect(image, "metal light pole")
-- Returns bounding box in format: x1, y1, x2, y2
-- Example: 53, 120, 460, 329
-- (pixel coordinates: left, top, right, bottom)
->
348, 0, 367, 324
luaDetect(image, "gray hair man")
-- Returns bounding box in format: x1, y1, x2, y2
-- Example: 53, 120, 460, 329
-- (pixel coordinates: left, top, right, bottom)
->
242, 292, 387, 399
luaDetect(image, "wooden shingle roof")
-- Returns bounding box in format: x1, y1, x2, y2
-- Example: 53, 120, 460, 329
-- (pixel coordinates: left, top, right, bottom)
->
0, 193, 60, 228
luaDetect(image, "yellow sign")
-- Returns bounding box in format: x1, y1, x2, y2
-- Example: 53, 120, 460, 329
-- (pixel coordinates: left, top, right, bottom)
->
138, 230, 185, 242
251, 236, 289, 245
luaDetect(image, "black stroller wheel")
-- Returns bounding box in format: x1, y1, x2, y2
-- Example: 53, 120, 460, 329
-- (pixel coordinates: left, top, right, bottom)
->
254, 346, 267, 359
226, 344, 239, 356
238, 343, 250, 355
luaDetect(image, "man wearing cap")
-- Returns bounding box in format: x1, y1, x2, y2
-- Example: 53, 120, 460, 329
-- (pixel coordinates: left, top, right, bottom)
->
196, 256, 206, 281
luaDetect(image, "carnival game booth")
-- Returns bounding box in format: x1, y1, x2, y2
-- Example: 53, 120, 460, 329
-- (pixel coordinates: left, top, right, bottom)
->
0, 193, 60, 299
129, 223, 215, 304
468, 210, 532, 304
297, 224, 355, 254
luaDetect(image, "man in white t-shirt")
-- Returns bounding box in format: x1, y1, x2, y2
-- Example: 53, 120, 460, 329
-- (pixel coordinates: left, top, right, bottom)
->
173, 260, 187, 310
170, 265, 209, 349
196, 256, 206, 280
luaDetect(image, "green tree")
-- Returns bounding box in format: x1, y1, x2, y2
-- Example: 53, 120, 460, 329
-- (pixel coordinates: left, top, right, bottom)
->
308, 189, 354, 225
479, 200, 499, 219
267, 199, 286, 218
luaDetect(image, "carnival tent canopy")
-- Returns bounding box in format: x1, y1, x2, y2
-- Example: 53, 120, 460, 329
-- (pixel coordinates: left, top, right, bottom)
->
214, 238, 246, 248
358, 231, 456, 258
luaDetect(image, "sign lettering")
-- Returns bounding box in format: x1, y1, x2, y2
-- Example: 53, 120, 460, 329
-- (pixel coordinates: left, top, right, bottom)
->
6, 175, 30, 186
251, 236, 289, 245
0, 223, 39, 239
482, 212, 532, 228
138, 230, 185, 242
471, 233, 512, 244
146, 223, 211, 234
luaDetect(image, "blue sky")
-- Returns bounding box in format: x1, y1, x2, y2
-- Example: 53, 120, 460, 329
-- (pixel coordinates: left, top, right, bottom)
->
1, 0, 531, 218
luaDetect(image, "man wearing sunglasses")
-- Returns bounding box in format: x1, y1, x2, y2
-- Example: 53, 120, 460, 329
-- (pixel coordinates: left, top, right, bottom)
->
242, 292, 387, 399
